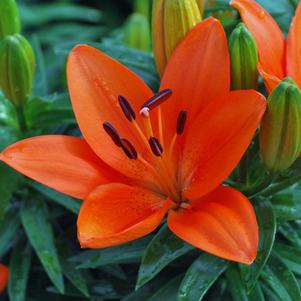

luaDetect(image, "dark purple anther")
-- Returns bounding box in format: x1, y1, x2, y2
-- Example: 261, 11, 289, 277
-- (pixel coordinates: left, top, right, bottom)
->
118, 95, 136, 122
120, 138, 138, 160
103, 122, 121, 147
176, 111, 187, 135
149, 136, 163, 157
140, 89, 172, 111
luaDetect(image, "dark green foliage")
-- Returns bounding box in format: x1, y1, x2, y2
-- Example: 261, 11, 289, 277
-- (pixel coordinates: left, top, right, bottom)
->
0, 0, 301, 300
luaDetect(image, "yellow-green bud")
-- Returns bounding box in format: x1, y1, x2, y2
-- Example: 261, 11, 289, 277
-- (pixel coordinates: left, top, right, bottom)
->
0, 34, 35, 107
134, 0, 151, 17
196, 0, 206, 16
260, 78, 301, 172
0, 0, 21, 38
229, 23, 258, 90
123, 13, 151, 51
152, 0, 201, 76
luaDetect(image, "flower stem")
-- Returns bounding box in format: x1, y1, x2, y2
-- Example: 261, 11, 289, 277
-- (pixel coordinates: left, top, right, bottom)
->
16, 106, 27, 133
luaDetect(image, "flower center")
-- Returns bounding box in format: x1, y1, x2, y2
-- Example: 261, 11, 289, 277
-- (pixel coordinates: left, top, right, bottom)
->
103, 89, 188, 204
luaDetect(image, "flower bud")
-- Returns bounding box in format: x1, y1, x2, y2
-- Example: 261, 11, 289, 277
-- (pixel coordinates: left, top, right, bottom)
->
134, 0, 151, 17
229, 23, 258, 90
0, 264, 8, 293
0, 34, 35, 107
123, 13, 151, 51
0, 0, 21, 38
260, 78, 301, 172
152, 0, 201, 76
196, 0, 206, 16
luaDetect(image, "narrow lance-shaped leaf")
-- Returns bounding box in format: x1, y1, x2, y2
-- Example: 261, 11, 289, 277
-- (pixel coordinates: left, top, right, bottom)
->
58, 240, 90, 297
177, 253, 229, 301
239, 198, 276, 292
0, 210, 20, 259
20, 197, 64, 293
8, 243, 32, 301
261, 253, 301, 301
136, 225, 194, 289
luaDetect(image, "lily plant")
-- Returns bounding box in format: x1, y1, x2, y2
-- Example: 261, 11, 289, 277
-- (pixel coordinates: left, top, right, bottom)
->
0, 18, 266, 264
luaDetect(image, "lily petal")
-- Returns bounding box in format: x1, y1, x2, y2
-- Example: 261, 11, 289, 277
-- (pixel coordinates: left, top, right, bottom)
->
160, 17, 230, 142
258, 62, 282, 94
181, 90, 266, 200
78, 183, 169, 248
0, 264, 8, 293
287, 2, 301, 88
67, 45, 156, 184
168, 186, 258, 264
230, 0, 285, 80
0, 135, 122, 199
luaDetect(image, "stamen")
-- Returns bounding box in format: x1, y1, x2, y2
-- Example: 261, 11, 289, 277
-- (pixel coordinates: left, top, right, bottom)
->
120, 138, 138, 160
118, 95, 136, 121
149, 136, 163, 157
140, 89, 172, 111
103, 122, 121, 147
176, 111, 187, 135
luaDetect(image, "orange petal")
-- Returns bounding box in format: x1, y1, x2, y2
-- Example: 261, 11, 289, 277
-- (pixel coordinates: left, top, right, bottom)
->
0, 264, 8, 294
287, 2, 301, 88
230, 0, 285, 80
168, 186, 258, 264
77, 183, 169, 248
258, 62, 282, 93
160, 17, 230, 142
67, 45, 156, 184
181, 90, 266, 200
0, 135, 123, 199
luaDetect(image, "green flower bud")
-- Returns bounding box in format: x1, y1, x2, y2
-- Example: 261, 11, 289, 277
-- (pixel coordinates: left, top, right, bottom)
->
229, 23, 259, 90
0, 34, 35, 107
0, 0, 21, 38
152, 0, 201, 76
260, 78, 301, 172
134, 0, 151, 17
123, 13, 151, 52
196, 0, 206, 16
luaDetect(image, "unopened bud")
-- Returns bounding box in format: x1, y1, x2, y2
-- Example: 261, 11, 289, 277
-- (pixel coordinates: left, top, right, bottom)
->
260, 78, 301, 172
0, 0, 21, 38
123, 13, 151, 51
0, 34, 35, 107
196, 0, 206, 16
229, 23, 258, 90
152, 0, 201, 76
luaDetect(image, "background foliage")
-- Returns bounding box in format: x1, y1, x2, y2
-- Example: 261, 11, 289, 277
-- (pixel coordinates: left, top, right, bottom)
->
1, 0, 301, 300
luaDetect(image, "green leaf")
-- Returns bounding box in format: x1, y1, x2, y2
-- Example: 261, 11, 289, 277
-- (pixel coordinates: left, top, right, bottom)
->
72, 237, 151, 269
274, 243, 301, 275
278, 222, 301, 248
226, 265, 249, 301
0, 210, 20, 258
239, 198, 276, 292
20, 198, 64, 293
31, 182, 80, 214
0, 162, 21, 219
137, 225, 194, 289
8, 243, 32, 301
177, 253, 229, 301
271, 193, 301, 222
147, 275, 183, 301
58, 241, 90, 297
261, 253, 301, 301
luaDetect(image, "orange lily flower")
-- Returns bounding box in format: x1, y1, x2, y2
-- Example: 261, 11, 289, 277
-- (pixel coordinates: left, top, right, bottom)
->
0, 18, 266, 264
0, 264, 8, 294
230, 0, 301, 93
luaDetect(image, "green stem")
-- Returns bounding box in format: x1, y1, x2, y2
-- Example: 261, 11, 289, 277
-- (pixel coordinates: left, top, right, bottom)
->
259, 176, 301, 198
15, 106, 27, 133
243, 172, 277, 197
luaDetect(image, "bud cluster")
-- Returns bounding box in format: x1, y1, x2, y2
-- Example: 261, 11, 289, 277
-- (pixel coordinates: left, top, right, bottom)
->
0, 0, 35, 109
